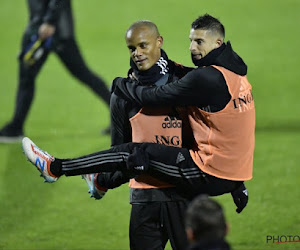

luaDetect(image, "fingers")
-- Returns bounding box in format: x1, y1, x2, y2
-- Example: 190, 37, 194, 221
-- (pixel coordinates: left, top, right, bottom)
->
231, 185, 249, 213
238, 196, 248, 213
126, 146, 149, 172
38, 24, 56, 40
235, 195, 248, 213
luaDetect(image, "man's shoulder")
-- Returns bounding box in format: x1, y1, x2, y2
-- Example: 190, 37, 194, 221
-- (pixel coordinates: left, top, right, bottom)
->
189, 65, 224, 80
168, 59, 194, 79
111, 76, 133, 93
111, 77, 124, 93
167, 59, 218, 82
112, 76, 127, 82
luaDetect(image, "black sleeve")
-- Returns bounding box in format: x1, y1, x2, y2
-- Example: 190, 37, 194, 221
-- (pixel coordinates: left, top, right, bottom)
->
168, 60, 194, 79
110, 92, 132, 146
43, 0, 68, 25
115, 66, 229, 108
97, 172, 131, 189
96, 95, 133, 189
97, 78, 135, 189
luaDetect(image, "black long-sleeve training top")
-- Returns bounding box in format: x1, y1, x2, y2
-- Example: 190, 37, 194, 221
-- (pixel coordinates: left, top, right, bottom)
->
114, 42, 247, 113
26, 0, 74, 39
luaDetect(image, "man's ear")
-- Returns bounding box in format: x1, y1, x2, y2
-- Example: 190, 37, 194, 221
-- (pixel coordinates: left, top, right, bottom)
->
157, 36, 164, 48
225, 223, 230, 236
215, 37, 223, 48
186, 227, 195, 242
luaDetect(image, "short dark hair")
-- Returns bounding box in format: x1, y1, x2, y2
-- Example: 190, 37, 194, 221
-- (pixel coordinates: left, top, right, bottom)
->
185, 195, 227, 241
191, 14, 225, 38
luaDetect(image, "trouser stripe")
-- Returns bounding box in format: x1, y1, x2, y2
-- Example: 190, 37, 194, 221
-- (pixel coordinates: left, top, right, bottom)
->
150, 163, 182, 177
63, 155, 125, 168
150, 160, 202, 178
62, 152, 129, 170
63, 152, 129, 165
181, 167, 201, 172
182, 173, 203, 179
62, 158, 125, 171
150, 160, 179, 170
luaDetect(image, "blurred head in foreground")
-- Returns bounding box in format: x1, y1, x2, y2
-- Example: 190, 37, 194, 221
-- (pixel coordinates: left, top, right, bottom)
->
185, 195, 230, 249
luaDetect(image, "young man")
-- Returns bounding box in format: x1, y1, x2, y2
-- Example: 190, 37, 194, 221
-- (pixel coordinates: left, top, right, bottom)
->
0, 0, 111, 143
23, 14, 253, 214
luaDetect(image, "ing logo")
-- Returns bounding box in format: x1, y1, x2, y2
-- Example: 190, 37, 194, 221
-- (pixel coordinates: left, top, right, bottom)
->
232, 78, 254, 113
154, 135, 181, 147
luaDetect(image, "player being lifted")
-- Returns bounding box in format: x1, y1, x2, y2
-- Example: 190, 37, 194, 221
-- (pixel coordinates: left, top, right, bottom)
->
22, 14, 254, 214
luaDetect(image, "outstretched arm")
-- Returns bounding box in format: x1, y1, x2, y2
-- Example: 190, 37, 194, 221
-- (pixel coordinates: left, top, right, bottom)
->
114, 67, 228, 108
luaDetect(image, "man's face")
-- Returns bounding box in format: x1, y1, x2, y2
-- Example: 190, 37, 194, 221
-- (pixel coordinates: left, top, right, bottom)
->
189, 28, 222, 61
126, 27, 162, 71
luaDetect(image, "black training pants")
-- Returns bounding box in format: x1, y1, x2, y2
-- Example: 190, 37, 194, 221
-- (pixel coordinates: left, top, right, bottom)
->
130, 200, 189, 250
60, 142, 240, 198
11, 34, 111, 129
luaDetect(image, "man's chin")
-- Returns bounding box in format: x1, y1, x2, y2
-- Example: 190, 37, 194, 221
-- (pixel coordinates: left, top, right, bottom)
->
193, 55, 202, 60
137, 65, 150, 71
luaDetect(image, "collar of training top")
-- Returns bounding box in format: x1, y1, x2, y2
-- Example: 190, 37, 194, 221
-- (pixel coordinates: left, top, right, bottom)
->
129, 49, 169, 85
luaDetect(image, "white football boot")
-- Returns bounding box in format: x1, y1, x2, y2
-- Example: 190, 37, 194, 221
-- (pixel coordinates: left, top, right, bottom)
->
22, 137, 58, 183
82, 174, 107, 200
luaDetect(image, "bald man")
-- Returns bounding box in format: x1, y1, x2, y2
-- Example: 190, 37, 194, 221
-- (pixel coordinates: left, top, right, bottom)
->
96, 20, 193, 250
24, 21, 193, 250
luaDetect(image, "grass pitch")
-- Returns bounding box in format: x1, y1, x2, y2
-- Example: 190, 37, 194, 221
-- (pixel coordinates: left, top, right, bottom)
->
0, 0, 299, 249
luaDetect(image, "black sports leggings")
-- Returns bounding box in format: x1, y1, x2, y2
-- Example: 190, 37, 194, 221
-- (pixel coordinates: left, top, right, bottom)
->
59, 142, 240, 198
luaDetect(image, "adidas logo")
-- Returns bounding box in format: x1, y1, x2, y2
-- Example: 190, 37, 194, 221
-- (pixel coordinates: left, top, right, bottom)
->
134, 165, 145, 171
162, 116, 182, 129
156, 57, 168, 75
176, 152, 185, 164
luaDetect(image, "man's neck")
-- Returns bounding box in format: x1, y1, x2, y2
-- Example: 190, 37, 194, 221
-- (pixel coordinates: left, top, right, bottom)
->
130, 49, 169, 85
192, 43, 226, 67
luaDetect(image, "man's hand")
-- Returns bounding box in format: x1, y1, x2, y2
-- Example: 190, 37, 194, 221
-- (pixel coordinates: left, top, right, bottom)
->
126, 147, 149, 173
38, 23, 56, 40
231, 183, 248, 213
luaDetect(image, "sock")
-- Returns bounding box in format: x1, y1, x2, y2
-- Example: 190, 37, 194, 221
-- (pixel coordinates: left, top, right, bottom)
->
95, 173, 108, 192
50, 158, 63, 177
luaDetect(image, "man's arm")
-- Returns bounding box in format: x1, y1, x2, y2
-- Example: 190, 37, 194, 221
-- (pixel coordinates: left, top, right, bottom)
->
38, 0, 69, 40
43, 0, 68, 26
97, 171, 133, 189
115, 66, 228, 108
110, 92, 132, 146
97, 79, 135, 189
